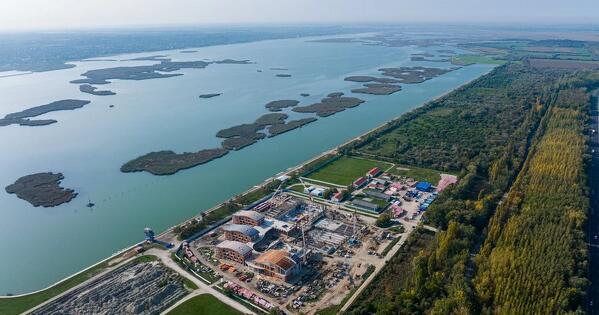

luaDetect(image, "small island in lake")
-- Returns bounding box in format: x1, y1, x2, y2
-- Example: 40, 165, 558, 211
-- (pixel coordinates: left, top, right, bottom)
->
265, 100, 299, 111
268, 117, 317, 137
79, 84, 116, 96
301, 93, 310, 97
5, 172, 78, 207
217, 113, 287, 150
71, 57, 252, 85
0, 99, 91, 127
378, 66, 456, 84
199, 93, 222, 99
344, 76, 401, 83
127, 55, 170, 61
121, 148, 228, 175
293, 93, 365, 117
276, 74, 292, 77
351, 83, 402, 95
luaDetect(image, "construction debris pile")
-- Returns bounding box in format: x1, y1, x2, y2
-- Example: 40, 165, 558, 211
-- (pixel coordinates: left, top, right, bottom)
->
31, 261, 188, 315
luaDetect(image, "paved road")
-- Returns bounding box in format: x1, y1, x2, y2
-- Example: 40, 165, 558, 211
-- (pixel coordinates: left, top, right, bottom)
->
588, 89, 599, 314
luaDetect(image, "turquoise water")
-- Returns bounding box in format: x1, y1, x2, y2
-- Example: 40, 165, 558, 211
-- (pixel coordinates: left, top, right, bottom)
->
0, 35, 494, 294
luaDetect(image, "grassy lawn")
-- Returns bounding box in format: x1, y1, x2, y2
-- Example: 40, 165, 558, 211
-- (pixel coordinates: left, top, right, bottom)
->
452, 54, 507, 65
0, 254, 159, 315
288, 184, 306, 193
389, 165, 449, 184
167, 294, 241, 315
307, 156, 392, 186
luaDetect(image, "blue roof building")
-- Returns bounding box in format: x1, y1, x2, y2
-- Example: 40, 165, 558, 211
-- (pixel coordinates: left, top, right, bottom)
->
415, 182, 432, 192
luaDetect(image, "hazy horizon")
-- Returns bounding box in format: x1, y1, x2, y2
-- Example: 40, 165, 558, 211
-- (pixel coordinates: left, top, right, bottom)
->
1, 0, 598, 32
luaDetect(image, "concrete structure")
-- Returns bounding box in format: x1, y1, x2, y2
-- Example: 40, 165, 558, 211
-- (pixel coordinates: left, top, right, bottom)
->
268, 219, 298, 236
276, 175, 291, 182
309, 187, 325, 197
364, 189, 391, 202
222, 224, 259, 243
249, 250, 300, 282
308, 229, 347, 247
216, 240, 253, 264
233, 210, 265, 226
352, 199, 381, 213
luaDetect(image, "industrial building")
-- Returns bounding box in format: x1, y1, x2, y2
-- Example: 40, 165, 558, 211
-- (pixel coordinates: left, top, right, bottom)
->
352, 199, 381, 213
331, 191, 344, 203
364, 189, 391, 202
248, 250, 300, 282
352, 177, 367, 188
415, 181, 433, 192
222, 224, 260, 243
233, 210, 265, 226
266, 219, 298, 236
367, 167, 382, 178
215, 240, 253, 265
304, 186, 325, 197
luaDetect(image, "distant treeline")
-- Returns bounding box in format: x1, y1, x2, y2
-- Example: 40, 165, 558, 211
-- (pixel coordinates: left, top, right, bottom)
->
0, 25, 373, 72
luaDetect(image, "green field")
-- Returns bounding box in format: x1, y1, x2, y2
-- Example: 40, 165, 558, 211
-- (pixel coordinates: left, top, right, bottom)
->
389, 165, 447, 183
307, 156, 392, 185
167, 294, 241, 315
452, 54, 507, 65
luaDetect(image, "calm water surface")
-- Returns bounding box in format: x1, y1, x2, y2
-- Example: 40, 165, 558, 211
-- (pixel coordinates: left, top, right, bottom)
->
0, 35, 494, 294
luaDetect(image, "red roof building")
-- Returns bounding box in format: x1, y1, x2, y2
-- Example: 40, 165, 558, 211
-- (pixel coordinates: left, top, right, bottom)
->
367, 167, 381, 178
332, 191, 344, 202
353, 177, 367, 188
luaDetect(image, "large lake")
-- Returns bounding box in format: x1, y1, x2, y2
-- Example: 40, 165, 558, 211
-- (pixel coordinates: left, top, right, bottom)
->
0, 34, 494, 294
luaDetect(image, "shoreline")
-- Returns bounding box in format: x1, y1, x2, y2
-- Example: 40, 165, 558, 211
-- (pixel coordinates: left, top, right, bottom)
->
0, 63, 495, 299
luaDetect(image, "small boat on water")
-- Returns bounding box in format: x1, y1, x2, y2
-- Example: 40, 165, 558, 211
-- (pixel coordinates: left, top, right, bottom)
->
86, 199, 95, 208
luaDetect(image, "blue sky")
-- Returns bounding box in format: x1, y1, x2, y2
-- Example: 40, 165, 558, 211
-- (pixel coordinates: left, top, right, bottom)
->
0, 0, 597, 31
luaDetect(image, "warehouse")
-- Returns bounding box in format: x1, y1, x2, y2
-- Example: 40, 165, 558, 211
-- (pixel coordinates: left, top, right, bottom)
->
352, 199, 381, 213
415, 181, 432, 192
352, 177, 368, 188
364, 189, 391, 201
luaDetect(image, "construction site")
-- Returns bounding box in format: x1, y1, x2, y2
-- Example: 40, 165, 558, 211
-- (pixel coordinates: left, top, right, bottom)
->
172, 155, 454, 313
18, 155, 448, 315
30, 257, 191, 315
186, 184, 401, 313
